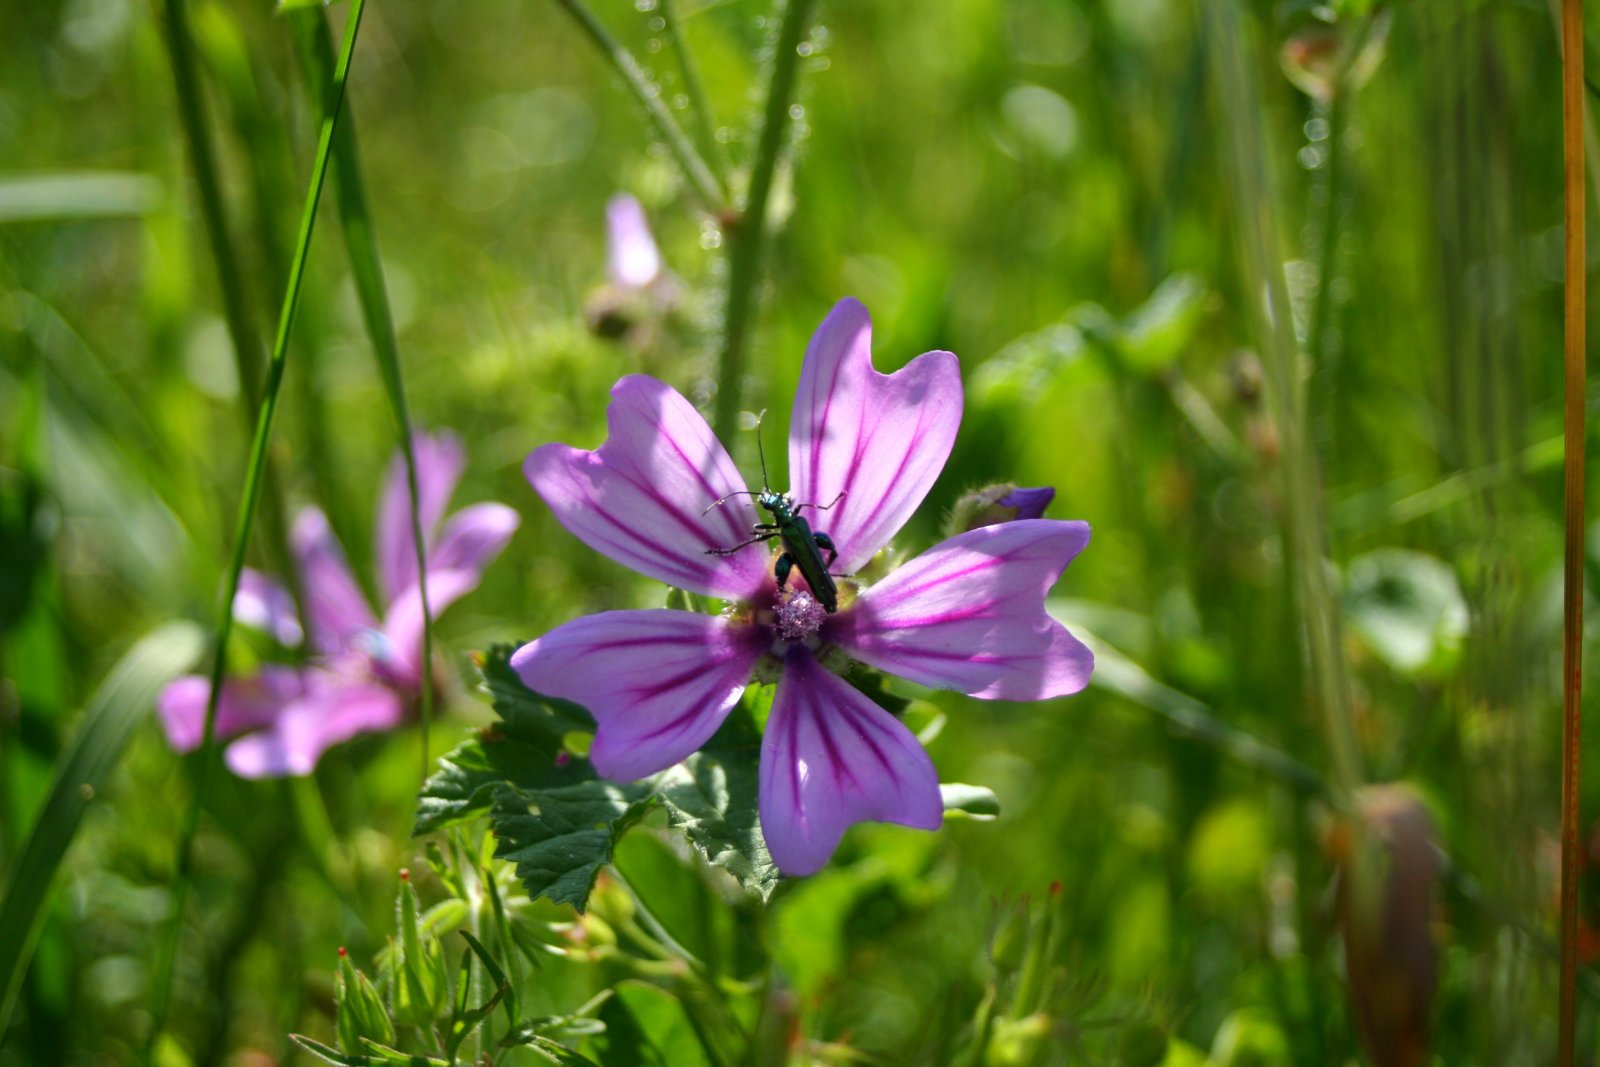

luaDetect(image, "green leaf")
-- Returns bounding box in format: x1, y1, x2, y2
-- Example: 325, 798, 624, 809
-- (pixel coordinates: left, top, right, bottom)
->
414, 645, 591, 836
656, 707, 781, 900
355, 1038, 449, 1066
939, 783, 1001, 820
418, 646, 781, 910
506, 1034, 604, 1066
1118, 273, 1208, 374
0, 621, 204, 1036
290, 1034, 373, 1066
0, 172, 162, 223
479, 642, 595, 742
590, 981, 715, 1067
490, 777, 657, 912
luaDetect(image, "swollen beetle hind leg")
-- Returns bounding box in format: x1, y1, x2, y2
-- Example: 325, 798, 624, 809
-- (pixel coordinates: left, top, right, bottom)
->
774, 553, 795, 590
812, 532, 838, 568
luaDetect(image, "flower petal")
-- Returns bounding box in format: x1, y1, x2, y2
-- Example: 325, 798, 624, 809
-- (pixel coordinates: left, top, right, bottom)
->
606, 193, 662, 290
224, 674, 405, 778
835, 519, 1093, 700
787, 298, 962, 572
525, 376, 770, 599
511, 609, 766, 781
428, 502, 520, 577
376, 432, 466, 603
156, 666, 307, 753
234, 568, 303, 647
379, 568, 482, 686
759, 648, 942, 876
292, 507, 377, 654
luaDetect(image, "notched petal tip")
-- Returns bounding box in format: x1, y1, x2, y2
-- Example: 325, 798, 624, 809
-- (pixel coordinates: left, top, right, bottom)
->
523, 377, 770, 600
789, 300, 964, 573
838, 518, 1094, 702
759, 650, 943, 876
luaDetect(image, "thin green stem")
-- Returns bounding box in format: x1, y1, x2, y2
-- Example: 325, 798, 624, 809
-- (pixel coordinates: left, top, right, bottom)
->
711, 0, 817, 443
290, 9, 435, 778
1203, 0, 1362, 797
158, 0, 306, 636
660, 0, 730, 184
143, 0, 368, 1057
552, 0, 726, 210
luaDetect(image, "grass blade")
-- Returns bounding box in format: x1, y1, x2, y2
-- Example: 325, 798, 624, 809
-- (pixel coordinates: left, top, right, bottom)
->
0, 173, 162, 223
711, 0, 816, 442
0, 621, 205, 1035
143, 0, 370, 1056
289, 9, 436, 778
551, 0, 726, 210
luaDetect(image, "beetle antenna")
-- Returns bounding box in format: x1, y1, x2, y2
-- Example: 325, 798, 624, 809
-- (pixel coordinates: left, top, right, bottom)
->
752, 409, 772, 491
703, 490, 761, 515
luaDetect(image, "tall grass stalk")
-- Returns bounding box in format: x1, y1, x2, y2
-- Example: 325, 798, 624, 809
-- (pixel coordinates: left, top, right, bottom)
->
143, 0, 369, 1055
552, 0, 726, 210
290, 9, 436, 778
711, 0, 816, 443
1559, 0, 1586, 1057
1203, 0, 1363, 797
0, 623, 203, 1037
157, 0, 308, 641
660, 0, 730, 186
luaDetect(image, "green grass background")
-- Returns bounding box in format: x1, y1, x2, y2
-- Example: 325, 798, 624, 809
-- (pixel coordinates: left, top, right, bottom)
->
0, 0, 1588, 1062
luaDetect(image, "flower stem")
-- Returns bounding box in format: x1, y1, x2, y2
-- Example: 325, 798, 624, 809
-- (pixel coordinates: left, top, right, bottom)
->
1204, 0, 1363, 798
660, 0, 730, 184
157, 0, 307, 640
551, 0, 726, 210
288, 8, 436, 779
711, 0, 816, 443
1559, 0, 1587, 1058
143, 0, 367, 1057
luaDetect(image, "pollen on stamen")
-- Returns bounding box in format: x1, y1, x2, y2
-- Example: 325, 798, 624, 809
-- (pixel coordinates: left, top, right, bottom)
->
775, 589, 827, 641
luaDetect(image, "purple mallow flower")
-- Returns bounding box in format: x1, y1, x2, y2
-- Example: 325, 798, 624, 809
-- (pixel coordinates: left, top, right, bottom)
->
158, 433, 519, 778
514, 299, 1093, 875
605, 194, 664, 291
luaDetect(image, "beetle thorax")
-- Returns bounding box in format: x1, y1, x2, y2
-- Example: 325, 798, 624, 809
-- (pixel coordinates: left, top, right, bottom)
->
757, 489, 790, 517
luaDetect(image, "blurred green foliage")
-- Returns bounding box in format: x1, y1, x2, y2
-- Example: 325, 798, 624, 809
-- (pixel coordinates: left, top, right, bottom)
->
0, 0, 1592, 1063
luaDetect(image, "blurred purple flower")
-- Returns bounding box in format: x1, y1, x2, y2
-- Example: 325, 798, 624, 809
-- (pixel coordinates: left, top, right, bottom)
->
158, 433, 519, 778
606, 194, 664, 291
514, 299, 1093, 876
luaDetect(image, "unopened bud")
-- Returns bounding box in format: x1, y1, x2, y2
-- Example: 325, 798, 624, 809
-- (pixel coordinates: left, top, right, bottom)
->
952, 484, 1055, 534
1332, 784, 1440, 1067
336, 950, 394, 1053
989, 897, 1030, 974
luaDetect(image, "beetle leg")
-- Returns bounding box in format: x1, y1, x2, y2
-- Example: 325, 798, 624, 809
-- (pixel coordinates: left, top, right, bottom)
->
812, 532, 838, 568
795, 490, 847, 515
705, 531, 777, 556
774, 553, 795, 589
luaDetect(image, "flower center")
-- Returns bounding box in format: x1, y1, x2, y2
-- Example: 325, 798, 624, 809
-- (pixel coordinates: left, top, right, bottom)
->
773, 588, 827, 641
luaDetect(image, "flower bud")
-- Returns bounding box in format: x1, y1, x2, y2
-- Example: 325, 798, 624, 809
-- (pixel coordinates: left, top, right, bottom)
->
336, 948, 394, 1053
393, 874, 449, 1027
989, 896, 1031, 975
1330, 784, 1440, 1067
952, 483, 1055, 534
